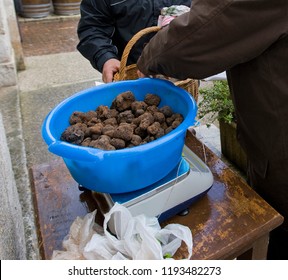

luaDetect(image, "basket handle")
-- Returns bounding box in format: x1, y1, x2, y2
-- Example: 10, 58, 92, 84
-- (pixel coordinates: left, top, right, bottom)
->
118, 26, 161, 80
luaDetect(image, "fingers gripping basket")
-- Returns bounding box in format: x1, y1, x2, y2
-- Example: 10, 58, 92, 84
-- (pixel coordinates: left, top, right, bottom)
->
113, 26, 199, 102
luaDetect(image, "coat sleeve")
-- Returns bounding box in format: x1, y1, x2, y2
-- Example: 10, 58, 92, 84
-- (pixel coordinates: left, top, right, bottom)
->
137, 0, 286, 80
77, 0, 118, 72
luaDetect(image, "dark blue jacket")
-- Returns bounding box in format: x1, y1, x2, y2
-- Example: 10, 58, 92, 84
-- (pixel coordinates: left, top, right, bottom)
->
77, 0, 192, 72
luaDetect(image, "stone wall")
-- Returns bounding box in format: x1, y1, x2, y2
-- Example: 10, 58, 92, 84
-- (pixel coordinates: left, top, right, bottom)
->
0, 112, 26, 259
0, 0, 23, 87
5, 0, 26, 71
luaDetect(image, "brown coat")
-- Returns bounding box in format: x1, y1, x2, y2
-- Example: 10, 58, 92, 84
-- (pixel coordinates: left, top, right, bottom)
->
137, 1, 288, 248
137, 0, 288, 171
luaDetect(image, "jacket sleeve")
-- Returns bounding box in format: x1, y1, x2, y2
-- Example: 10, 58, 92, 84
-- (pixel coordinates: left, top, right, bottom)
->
77, 0, 118, 72
137, 0, 287, 80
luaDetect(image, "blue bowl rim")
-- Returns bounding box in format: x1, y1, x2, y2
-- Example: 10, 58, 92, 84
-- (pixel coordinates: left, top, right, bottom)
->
42, 78, 197, 160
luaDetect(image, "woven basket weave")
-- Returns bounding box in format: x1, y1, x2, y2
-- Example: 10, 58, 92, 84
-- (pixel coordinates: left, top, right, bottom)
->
113, 26, 198, 102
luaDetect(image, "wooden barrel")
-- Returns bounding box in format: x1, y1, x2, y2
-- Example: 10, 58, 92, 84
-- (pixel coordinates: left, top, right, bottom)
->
52, 0, 80, 15
21, 0, 51, 18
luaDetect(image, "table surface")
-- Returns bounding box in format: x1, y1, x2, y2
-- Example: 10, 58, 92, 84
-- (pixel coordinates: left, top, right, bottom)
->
30, 131, 283, 260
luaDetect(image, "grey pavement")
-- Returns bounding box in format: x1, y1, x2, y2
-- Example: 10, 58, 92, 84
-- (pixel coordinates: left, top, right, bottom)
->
18, 52, 102, 167
0, 48, 221, 259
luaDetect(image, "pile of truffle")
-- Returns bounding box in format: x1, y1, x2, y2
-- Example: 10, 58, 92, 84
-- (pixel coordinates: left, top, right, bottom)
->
60, 91, 184, 150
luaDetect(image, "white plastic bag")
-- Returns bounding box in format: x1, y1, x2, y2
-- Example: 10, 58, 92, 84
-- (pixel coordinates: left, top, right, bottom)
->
52, 203, 193, 260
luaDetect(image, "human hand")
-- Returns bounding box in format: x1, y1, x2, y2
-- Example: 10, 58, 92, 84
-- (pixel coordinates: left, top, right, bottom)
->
137, 69, 148, 78
102, 59, 120, 83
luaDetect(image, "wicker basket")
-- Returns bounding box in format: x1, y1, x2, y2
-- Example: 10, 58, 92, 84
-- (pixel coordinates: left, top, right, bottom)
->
113, 26, 198, 102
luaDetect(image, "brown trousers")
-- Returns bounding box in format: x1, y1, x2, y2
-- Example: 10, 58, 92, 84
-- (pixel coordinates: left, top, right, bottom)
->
247, 159, 288, 260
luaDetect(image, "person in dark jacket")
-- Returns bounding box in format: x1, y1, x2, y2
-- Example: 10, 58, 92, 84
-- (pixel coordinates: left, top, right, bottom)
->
77, 0, 192, 83
137, 0, 288, 260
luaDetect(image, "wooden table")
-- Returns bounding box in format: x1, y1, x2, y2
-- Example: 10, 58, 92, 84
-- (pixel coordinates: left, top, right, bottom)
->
30, 131, 283, 260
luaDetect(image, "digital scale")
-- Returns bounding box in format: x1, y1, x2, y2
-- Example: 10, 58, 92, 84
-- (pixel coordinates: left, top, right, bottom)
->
92, 145, 214, 223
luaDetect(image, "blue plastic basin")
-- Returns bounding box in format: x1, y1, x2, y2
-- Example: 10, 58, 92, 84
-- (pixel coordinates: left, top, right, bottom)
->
42, 78, 197, 193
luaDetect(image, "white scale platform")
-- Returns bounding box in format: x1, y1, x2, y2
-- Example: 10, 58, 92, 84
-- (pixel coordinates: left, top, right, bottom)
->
93, 145, 214, 222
